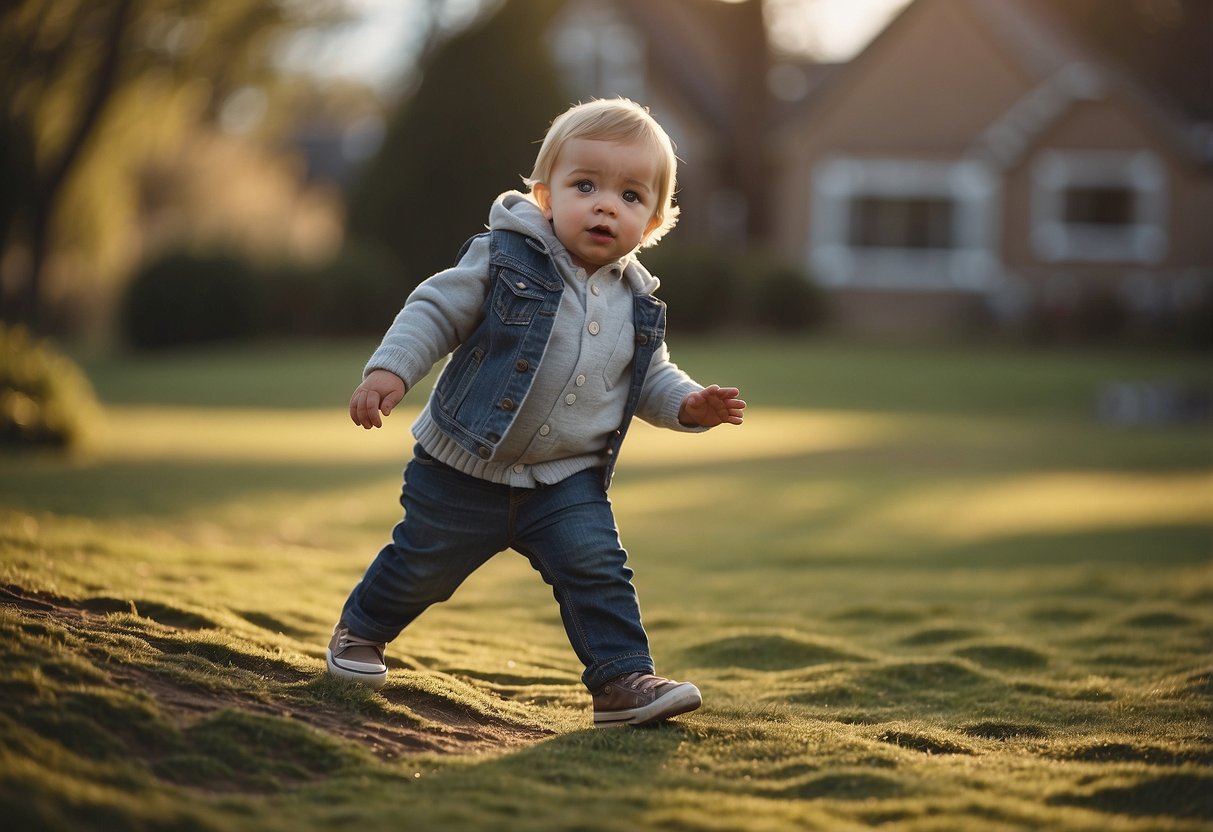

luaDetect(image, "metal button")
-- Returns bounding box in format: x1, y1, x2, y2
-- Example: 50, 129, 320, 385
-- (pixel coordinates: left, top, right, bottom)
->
635, 333, 648, 344
565, 393, 577, 405
539, 424, 551, 436
575, 374, 586, 387
501, 398, 514, 411
478, 447, 491, 460
588, 321, 600, 335
515, 359, 529, 372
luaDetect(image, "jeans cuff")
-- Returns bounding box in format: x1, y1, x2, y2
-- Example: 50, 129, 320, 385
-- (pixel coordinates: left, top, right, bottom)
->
584, 653, 655, 693
340, 607, 400, 645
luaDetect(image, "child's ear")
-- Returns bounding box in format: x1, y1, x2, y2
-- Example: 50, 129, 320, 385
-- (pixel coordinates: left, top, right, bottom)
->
532, 183, 553, 219
644, 212, 662, 238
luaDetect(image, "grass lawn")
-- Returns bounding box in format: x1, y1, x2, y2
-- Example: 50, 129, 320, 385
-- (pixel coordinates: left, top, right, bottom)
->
2, 336, 1211, 831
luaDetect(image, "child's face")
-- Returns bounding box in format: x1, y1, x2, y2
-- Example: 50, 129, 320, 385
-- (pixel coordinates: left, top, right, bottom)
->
534, 137, 662, 271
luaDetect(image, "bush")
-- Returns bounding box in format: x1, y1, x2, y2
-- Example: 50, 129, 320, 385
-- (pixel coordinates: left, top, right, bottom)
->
123, 244, 410, 349
743, 256, 828, 331
0, 324, 100, 452
642, 245, 824, 333
261, 242, 408, 338
122, 251, 260, 350
641, 246, 743, 332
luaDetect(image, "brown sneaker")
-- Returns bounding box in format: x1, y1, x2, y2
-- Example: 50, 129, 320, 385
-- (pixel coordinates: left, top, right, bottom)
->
326, 623, 388, 689
592, 671, 702, 728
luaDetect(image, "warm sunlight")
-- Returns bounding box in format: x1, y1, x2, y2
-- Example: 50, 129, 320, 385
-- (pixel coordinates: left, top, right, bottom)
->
866, 471, 1213, 543
765, 0, 913, 59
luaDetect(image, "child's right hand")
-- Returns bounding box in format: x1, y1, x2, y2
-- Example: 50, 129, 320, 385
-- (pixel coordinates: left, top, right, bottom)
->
350, 370, 407, 429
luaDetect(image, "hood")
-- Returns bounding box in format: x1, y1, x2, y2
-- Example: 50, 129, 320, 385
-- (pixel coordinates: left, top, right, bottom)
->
488, 190, 557, 243
487, 191, 661, 296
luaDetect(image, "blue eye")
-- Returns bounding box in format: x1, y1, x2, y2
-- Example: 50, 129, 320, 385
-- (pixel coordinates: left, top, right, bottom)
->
576, 180, 593, 193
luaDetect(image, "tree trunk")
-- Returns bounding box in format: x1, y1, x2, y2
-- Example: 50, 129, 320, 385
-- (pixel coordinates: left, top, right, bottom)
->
19, 0, 133, 331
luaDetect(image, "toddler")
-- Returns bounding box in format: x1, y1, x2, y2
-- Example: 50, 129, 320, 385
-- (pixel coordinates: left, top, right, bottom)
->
328, 98, 745, 728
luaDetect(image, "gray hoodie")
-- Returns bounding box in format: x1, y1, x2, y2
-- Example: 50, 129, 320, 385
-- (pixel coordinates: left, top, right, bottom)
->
365, 191, 704, 487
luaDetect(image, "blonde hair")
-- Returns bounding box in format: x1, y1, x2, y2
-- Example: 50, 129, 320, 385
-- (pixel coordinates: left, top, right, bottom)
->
525, 98, 680, 247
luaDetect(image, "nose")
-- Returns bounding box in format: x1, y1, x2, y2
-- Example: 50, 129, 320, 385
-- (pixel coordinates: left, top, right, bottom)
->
594, 195, 618, 216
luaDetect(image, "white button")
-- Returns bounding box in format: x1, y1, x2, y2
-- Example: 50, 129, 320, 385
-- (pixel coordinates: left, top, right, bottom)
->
539, 424, 551, 436
515, 281, 526, 289
576, 374, 586, 387
591, 284, 600, 296
565, 394, 577, 405
587, 321, 600, 335
513, 464, 525, 474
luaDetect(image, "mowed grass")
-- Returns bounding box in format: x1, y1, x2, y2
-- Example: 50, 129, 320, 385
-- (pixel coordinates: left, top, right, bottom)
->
2, 336, 1211, 831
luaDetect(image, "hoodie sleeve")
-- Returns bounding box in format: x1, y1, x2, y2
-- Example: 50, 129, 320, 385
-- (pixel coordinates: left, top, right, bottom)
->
362, 234, 491, 389
633, 341, 708, 432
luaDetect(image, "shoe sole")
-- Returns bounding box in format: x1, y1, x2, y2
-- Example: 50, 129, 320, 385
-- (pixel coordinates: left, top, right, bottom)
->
326, 648, 388, 689
593, 683, 702, 728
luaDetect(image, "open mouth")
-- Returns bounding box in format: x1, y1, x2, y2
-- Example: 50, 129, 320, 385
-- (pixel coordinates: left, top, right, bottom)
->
588, 225, 615, 240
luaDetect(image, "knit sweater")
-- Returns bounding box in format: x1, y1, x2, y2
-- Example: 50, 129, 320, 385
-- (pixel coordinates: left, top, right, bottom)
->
364, 191, 704, 487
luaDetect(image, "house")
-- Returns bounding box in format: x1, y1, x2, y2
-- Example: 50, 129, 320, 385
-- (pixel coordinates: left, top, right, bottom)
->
549, 0, 1213, 334
547, 0, 774, 247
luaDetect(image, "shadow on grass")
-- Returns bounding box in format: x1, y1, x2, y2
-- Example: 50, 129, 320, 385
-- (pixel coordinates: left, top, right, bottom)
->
0, 459, 401, 520
795, 525, 1213, 571
410, 724, 688, 825
928, 525, 1212, 569
1048, 772, 1213, 820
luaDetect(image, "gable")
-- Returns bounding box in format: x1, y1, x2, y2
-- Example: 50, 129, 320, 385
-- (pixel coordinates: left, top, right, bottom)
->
782, 0, 1037, 156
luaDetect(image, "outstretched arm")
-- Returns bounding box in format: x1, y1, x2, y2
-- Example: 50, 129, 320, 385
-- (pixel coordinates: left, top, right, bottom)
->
678, 384, 746, 428
350, 369, 408, 429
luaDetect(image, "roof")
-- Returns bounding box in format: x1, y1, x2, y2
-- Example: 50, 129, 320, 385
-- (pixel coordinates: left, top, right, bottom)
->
969, 0, 1213, 166
776, 0, 1213, 167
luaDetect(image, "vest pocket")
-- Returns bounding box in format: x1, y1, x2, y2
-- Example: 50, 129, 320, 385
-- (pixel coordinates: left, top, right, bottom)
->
492, 271, 545, 325
438, 344, 484, 415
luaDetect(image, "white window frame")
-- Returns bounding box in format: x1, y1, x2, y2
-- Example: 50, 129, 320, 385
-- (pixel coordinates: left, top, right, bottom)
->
809, 157, 1002, 291
548, 2, 646, 102
1030, 150, 1167, 263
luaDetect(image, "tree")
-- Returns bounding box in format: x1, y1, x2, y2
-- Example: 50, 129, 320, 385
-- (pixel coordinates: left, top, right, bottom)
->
0, 0, 342, 332
346, 0, 568, 288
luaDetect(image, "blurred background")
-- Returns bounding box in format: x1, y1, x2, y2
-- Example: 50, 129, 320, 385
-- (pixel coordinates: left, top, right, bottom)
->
2, 0, 1211, 449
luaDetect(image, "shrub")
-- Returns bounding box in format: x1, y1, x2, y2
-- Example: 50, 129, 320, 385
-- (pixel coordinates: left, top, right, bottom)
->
642, 245, 824, 333
124, 244, 410, 348
1171, 296, 1213, 349
641, 246, 743, 332
743, 256, 828, 331
122, 251, 261, 350
0, 324, 100, 451
268, 242, 407, 338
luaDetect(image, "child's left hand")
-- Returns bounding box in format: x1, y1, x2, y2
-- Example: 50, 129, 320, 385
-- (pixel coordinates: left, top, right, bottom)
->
679, 385, 746, 428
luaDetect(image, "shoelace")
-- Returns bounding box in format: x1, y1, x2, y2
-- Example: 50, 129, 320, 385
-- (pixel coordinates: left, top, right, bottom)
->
617, 672, 669, 693
338, 629, 384, 653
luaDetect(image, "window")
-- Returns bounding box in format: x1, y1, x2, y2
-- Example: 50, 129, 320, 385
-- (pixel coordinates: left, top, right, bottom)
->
810, 158, 1001, 290
548, 3, 645, 102
1031, 150, 1167, 263
1062, 186, 1135, 226
849, 196, 956, 249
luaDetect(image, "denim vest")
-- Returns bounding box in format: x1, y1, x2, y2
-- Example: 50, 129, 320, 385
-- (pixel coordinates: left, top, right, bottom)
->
428, 229, 666, 489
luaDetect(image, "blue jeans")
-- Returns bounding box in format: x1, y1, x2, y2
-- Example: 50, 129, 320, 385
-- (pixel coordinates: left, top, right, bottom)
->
340, 446, 655, 691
